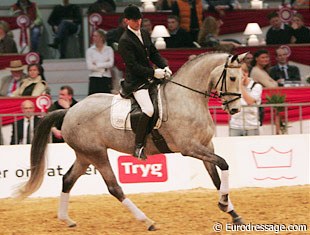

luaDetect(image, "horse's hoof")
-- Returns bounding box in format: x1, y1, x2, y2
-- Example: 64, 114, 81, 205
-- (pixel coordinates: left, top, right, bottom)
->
233, 216, 244, 225
59, 217, 77, 227
148, 224, 156, 231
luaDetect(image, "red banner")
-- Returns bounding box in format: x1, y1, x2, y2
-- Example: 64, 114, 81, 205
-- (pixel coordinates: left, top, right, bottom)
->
0, 95, 51, 125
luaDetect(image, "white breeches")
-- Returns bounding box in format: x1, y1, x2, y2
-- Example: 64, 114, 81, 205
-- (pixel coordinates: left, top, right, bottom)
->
133, 89, 154, 117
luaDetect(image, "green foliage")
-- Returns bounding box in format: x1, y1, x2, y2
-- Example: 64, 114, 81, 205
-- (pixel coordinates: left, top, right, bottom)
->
266, 93, 286, 113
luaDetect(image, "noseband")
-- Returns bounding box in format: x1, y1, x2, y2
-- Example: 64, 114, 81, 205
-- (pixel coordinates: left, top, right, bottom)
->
166, 55, 241, 108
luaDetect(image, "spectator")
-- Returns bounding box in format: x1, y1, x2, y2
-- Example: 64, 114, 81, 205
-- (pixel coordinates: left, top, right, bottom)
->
269, 47, 301, 86
250, 49, 278, 88
87, 0, 116, 14
48, 85, 78, 143
172, 0, 204, 41
265, 11, 294, 45
165, 15, 194, 48
229, 63, 263, 136
197, 16, 240, 51
10, 100, 40, 144
106, 15, 127, 50
291, 13, 310, 44
10, 0, 43, 52
243, 52, 253, 74
86, 29, 114, 95
142, 18, 153, 36
0, 60, 27, 96
203, 0, 240, 17
0, 20, 18, 53
12, 63, 48, 96
47, 0, 82, 59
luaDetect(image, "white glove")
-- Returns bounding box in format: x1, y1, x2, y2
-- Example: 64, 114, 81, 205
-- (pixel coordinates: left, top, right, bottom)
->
154, 68, 166, 79
164, 66, 172, 78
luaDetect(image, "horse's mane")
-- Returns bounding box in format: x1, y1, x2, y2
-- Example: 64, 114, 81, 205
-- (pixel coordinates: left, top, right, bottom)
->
173, 51, 229, 77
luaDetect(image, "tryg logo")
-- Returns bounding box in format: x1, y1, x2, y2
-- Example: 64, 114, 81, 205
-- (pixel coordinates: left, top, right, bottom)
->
118, 154, 168, 183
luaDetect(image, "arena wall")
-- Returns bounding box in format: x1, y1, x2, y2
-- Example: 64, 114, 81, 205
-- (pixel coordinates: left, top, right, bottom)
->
0, 134, 309, 198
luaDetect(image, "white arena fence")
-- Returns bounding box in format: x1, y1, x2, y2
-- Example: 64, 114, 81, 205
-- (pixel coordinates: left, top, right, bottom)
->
0, 134, 309, 198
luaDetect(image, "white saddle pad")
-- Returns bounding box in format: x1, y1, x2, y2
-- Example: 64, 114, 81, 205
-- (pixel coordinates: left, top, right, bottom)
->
111, 92, 163, 130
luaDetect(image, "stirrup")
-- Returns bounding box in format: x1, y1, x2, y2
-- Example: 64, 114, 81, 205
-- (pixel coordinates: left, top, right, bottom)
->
133, 146, 147, 160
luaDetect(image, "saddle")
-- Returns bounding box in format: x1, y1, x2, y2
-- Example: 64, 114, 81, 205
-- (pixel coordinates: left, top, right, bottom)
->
111, 82, 172, 153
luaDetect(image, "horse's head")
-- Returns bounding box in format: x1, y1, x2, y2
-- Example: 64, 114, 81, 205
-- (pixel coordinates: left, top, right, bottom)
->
210, 53, 248, 115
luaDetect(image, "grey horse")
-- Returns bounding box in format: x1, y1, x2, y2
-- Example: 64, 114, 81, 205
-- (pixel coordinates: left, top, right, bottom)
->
16, 52, 247, 230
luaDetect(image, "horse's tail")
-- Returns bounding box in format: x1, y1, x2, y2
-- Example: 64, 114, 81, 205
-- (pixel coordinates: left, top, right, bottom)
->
15, 109, 68, 199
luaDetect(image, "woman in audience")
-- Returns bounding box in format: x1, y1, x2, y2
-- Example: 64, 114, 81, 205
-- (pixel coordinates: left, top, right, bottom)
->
12, 63, 48, 96
291, 13, 310, 44
250, 49, 278, 88
0, 20, 18, 54
197, 16, 240, 51
86, 29, 114, 95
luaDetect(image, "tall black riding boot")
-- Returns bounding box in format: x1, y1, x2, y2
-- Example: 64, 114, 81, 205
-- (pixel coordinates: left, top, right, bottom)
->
133, 113, 150, 160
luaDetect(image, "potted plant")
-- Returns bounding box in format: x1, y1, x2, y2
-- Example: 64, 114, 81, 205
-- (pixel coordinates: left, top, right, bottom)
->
266, 92, 288, 134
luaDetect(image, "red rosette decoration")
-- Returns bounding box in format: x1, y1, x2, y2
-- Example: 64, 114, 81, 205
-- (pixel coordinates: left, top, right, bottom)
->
89, 13, 103, 43
16, 15, 30, 48
280, 45, 292, 57
25, 52, 40, 65
278, 4, 296, 23
36, 95, 51, 113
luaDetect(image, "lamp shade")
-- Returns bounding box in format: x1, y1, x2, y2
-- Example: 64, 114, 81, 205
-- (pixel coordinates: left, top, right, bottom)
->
151, 25, 170, 38
243, 23, 263, 35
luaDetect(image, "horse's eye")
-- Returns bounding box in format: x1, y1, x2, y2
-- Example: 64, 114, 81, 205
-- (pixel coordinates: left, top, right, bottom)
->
230, 77, 236, 81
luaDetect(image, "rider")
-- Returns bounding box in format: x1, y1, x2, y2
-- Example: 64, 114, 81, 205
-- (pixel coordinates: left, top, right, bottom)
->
118, 4, 172, 160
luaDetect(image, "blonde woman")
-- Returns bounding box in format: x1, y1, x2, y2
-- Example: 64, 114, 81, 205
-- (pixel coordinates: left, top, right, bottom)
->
197, 16, 240, 49
86, 29, 114, 95
12, 63, 47, 96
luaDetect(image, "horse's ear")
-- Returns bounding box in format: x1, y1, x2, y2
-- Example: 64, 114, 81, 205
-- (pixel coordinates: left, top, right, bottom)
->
230, 54, 238, 63
236, 52, 249, 63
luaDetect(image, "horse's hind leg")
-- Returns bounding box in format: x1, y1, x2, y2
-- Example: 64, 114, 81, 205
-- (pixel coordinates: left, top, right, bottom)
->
203, 161, 243, 224
58, 156, 90, 227
92, 151, 156, 231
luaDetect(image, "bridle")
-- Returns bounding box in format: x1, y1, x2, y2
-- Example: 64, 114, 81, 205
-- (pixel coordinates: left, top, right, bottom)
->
165, 55, 241, 108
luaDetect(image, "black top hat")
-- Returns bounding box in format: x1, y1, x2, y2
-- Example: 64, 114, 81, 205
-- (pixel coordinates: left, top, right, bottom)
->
124, 4, 142, 20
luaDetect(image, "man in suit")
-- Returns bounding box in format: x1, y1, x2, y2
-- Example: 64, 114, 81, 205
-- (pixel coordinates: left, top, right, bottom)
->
269, 47, 301, 86
11, 100, 40, 145
0, 60, 27, 96
165, 15, 194, 48
118, 4, 172, 160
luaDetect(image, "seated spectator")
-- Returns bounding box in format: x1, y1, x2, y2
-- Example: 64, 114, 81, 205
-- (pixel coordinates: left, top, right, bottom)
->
291, 13, 310, 44
47, 0, 82, 59
250, 49, 278, 88
0, 60, 27, 96
165, 15, 194, 48
269, 47, 301, 86
0, 20, 18, 53
172, 0, 203, 41
12, 63, 47, 96
142, 18, 153, 36
86, 29, 114, 95
265, 11, 294, 45
203, 0, 240, 16
229, 63, 263, 136
48, 85, 77, 143
11, 100, 40, 144
197, 16, 240, 51
106, 15, 127, 51
10, 0, 43, 52
87, 0, 116, 14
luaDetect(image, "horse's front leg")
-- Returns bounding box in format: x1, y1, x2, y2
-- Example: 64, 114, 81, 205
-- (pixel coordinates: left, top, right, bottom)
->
184, 144, 243, 224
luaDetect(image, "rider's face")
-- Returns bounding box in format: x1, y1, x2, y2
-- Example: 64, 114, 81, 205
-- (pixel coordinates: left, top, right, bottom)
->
125, 18, 142, 31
